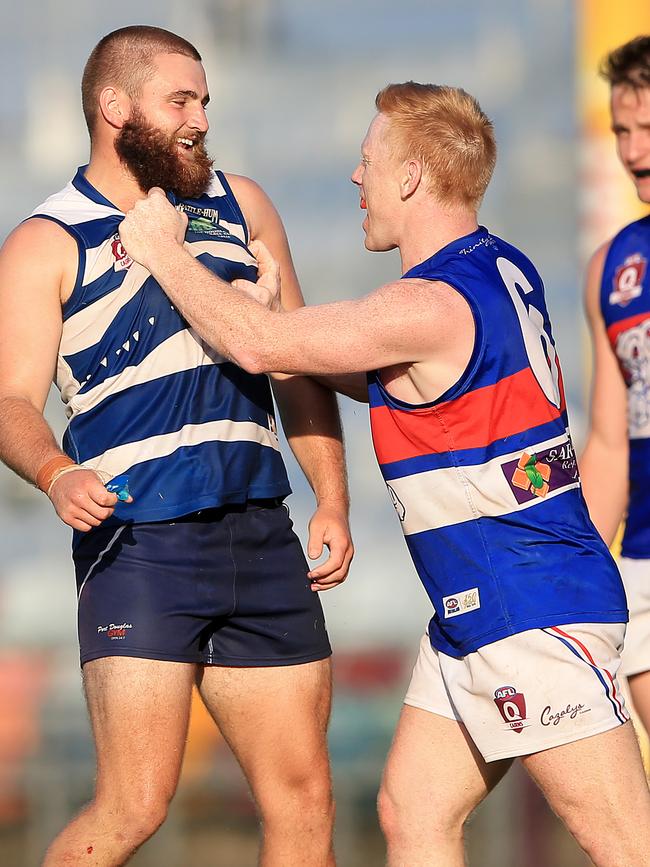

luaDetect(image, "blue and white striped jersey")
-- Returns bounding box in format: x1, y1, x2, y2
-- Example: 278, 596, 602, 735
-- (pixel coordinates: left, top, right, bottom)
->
31, 168, 291, 535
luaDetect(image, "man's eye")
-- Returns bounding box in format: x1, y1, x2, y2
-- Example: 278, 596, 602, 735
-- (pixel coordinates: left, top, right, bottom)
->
172, 99, 187, 107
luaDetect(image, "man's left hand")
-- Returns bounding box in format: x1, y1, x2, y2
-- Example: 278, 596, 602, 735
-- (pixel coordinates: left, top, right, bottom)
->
119, 188, 188, 270
233, 240, 282, 311
306, 503, 354, 591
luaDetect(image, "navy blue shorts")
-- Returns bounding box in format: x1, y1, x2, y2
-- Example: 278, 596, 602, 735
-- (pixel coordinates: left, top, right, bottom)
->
73, 501, 332, 667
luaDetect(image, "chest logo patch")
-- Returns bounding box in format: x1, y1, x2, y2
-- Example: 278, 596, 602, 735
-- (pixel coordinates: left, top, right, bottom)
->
502, 438, 578, 505
609, 252, 647, 306
178, 204, 230, 238
111, 234, 133, 271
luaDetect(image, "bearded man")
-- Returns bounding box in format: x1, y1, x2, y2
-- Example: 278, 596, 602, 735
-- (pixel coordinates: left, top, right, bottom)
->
0, 25, 352, 867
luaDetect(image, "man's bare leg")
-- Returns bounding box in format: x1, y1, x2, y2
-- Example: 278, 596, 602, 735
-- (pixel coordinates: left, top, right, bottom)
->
522, 721, 650, 867
378, 705, 512, 867
42, 657, 195, 866
198, 658, 334, 867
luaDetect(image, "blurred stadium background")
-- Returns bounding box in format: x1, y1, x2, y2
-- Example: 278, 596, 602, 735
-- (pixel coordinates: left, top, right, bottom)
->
0, 1, 648, 864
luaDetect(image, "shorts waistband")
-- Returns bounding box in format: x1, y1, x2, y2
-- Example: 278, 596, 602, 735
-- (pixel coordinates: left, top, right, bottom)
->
174, 498, 285, 523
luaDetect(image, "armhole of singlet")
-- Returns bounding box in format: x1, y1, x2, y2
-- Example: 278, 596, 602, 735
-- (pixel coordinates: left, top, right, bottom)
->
372, 275, 486, 412
24, 214, 86, 319
216, 170, 250, 245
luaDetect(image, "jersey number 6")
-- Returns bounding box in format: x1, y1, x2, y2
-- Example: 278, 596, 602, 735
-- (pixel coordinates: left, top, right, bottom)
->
496, 257, 562, 410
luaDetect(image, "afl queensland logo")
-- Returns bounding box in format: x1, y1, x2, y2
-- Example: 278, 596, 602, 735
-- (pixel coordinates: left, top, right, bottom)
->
111, 233, 133, 272
609, 253, 647, 306
494, 685, 528, 734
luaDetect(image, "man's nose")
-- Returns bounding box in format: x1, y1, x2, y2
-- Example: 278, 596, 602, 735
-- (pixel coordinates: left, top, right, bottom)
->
350, 164, 363, 185
188, 104, 209, 133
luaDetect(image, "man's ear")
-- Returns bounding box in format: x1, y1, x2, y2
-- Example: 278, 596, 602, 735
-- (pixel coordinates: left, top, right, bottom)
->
98, 86, 130, 130
400, 158, 423, 200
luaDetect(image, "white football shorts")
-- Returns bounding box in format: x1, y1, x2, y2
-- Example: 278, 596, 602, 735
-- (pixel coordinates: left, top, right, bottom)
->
404, 622, 629, 762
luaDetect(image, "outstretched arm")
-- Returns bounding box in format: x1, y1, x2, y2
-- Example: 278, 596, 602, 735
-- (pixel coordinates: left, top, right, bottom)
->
119, 188, 461, 377
580, 242, 629, 545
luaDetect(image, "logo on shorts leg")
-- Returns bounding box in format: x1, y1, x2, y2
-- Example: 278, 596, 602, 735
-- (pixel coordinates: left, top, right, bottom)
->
97, 622, 133, 640
494, 685, 529, 734
540, 701, 591, 726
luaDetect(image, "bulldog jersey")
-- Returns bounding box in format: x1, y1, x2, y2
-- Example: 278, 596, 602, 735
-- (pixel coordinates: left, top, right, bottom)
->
369, 226, 626, 657
30, 168, 290, 536
600, 216, 650, 558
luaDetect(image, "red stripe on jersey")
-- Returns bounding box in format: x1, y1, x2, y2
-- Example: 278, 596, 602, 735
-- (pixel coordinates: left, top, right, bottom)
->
370, 366, 564, 465
607, 311, 650, 345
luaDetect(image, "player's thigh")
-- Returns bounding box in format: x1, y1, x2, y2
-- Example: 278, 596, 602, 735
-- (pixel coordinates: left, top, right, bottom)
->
381, 703, 511, 829
197, 658, 332, 792
84, 656, 196, 801
522, 720, 650, 829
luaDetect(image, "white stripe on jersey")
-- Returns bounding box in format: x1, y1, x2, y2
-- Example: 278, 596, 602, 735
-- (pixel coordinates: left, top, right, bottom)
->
59, 263, 150, 356
389, 431, 579, 536
30, 183, 122, 224
81, 418, 280, 480
67, 329, 226, 418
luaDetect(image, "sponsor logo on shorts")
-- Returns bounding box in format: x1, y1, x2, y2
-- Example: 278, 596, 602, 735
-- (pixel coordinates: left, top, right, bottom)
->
97, 622, 133, 640
540, 701, 591, 727
111, 234, 133, 272
502, 437, 578, 505
609, 253, 646, 306
442, 588, 480, 618
494, 685, 529, 734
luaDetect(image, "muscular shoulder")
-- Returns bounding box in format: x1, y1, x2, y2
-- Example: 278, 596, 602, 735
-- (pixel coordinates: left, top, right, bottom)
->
0, 218, 77, 303
2, 217, 76, 259
223, 173, 279, 238
374, 277, 471, 318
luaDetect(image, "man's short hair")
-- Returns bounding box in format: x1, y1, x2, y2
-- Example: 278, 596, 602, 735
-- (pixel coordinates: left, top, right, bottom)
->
82, 25, 202, 134
375, 82, 496, 210
600, 36, 650, 89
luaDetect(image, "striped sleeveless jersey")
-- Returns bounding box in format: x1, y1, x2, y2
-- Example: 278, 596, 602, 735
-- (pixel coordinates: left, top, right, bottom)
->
369, 227, 626, 657
31, 168, 290, 536
600, 216, 650, 558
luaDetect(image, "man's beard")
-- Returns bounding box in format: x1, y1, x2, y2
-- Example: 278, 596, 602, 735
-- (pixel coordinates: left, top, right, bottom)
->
115, 108, 214, 199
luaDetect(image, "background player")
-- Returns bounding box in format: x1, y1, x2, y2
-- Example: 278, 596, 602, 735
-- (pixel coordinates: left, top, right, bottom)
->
581, 35, 650, 736
119, 82, 650, 866
0, 25, 352, 867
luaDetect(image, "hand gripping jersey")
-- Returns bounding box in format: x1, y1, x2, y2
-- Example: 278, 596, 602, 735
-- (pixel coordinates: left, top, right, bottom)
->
600, 216, 650, 558
369, 227, 626, 657
31, 168, 290, 536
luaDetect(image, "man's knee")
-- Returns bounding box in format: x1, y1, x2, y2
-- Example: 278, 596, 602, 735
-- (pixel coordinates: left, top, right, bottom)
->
94, 791, 171, 843
257, 763, 334, 825
377, 777, 468, 846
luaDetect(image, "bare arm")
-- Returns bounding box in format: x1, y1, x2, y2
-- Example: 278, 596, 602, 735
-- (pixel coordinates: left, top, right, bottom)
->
225, 175, 353, 588
311, 373, 369, 403
580, 242, 629, 545
119, 189, 462, 377
0, 219, 120, 531
0, 221, 67, 483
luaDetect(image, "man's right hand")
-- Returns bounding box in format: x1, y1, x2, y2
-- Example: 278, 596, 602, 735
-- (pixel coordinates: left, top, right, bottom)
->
48, 470, 125, 532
